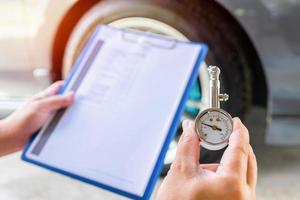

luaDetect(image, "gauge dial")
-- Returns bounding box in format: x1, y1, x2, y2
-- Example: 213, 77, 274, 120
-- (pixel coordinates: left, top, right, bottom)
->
195, 108, 233, 150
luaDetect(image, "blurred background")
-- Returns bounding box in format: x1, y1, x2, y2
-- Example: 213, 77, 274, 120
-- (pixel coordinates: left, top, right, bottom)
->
0, 0, 300, 199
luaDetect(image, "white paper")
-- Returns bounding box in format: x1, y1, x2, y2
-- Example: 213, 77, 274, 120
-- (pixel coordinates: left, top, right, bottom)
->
26, 26, 203, 196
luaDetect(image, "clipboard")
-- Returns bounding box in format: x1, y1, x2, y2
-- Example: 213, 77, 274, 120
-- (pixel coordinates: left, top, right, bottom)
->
22, 25, 208, 199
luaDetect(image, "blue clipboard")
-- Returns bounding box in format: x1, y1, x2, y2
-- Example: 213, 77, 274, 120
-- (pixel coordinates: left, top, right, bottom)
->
22, 25, 208, 200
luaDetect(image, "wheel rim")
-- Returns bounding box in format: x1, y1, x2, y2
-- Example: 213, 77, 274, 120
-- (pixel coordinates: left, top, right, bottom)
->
63, 16, 210, 166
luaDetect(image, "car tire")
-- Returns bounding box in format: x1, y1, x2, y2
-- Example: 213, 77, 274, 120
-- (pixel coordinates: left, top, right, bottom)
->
52, 0, 252, 175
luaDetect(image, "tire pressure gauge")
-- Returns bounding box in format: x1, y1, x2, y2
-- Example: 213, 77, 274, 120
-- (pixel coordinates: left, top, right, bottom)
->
195, 66, 233, 150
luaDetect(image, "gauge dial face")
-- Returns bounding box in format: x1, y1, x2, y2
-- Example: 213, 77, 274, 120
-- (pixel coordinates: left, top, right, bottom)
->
195, 109, 233, 145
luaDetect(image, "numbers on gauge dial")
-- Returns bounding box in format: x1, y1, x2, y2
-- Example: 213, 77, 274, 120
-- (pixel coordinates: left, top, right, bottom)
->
197, 111, 233, 145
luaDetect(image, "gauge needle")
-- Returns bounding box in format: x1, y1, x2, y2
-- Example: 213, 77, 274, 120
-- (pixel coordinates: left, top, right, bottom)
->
202, 123, 222, 131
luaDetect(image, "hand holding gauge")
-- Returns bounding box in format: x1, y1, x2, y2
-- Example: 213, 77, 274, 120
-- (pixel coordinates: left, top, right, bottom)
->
194, 66, 233, 150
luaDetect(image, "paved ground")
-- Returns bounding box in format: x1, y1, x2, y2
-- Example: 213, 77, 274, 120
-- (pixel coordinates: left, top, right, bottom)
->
0, 107, 300, 200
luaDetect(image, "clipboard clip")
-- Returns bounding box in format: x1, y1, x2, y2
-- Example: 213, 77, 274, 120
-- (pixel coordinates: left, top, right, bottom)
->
121, 28, 176, 49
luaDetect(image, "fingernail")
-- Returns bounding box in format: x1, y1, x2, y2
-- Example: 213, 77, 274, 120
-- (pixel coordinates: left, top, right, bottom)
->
66, 91, 74, 96
182, 120, 193, 131
182, 120, 189, 130
65, 91, 74, 100
233, 117, 241, 123
233, 117, 243, 131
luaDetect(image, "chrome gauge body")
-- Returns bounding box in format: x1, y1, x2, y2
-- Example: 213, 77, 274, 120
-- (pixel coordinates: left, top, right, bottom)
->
195, 108, 233, 150
194, 66, 233, 150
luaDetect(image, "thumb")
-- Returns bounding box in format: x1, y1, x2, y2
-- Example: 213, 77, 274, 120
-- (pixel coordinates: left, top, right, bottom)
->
172, 120, 200, 174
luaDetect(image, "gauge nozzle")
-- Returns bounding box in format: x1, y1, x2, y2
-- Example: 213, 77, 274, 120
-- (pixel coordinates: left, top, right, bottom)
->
208, 66, 220, 80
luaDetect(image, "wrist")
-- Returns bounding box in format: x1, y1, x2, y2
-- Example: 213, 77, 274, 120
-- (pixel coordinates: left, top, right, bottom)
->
0, 117, 25, 156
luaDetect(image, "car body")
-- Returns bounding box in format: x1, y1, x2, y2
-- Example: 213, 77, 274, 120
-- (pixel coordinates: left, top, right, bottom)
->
218, 0, 300, 144
0, 0, 299, 146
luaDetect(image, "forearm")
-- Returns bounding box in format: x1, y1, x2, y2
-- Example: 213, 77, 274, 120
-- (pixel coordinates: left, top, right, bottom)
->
0, 118, 24, 157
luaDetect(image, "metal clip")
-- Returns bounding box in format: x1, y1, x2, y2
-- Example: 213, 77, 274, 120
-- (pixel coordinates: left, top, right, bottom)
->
121, 28, 176, 49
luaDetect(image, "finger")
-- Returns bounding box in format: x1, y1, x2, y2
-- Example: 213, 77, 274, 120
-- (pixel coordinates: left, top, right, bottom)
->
171, 120, 200, 175
247, 145, 257, 187
217, 118, 250, 179
200, 163, 219, 172
32, 81, 64, 100
37, 92, 74, 112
